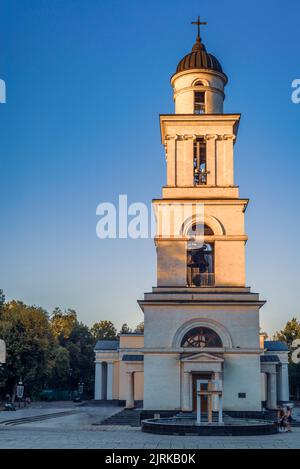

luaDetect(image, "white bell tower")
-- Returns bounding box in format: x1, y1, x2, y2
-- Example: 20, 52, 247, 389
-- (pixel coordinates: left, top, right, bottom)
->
139, 18, 265, 413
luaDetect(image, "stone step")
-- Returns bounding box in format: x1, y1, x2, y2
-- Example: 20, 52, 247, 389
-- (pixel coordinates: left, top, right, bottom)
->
100, 409, 142, 427
175, 412, 219, 418
291, 420, 300, 427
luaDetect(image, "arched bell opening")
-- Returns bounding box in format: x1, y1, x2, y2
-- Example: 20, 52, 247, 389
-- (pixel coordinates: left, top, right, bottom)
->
187, 223, 215, 287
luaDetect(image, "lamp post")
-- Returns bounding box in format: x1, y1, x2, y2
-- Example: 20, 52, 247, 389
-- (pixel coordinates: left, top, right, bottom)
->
16, 380, 24, 408
78, 380, 84, 399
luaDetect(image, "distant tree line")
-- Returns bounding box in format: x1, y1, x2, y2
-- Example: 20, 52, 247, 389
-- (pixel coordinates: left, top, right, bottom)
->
0, 289, 143, 401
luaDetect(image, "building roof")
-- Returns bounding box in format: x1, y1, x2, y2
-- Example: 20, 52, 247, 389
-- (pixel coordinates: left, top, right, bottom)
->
260, 355, 280, 363
122, 355, 144, 362
119, 333, 144, 336
264, 341, 289, 352
175, 36, 224, 76
94, 340, 119, 351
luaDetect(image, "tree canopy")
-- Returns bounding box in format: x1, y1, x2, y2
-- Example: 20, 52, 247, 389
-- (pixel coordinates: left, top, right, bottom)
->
0, 301, 56, 398
90, 320, 117, 341
135, 321, 144, 333
50, 308, 77, 342
273, 317, 300, 346
273, 317, 300, 401
0, 289, 145, 400
119, 323, 132, 334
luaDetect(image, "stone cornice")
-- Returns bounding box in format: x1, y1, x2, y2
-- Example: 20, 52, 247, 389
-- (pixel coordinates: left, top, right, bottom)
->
141, 348, 263, 355
173, 85, 225, 101
138, 299, 266, 309
160, 113, 241, 142
152, 198, 249, 206
170, 68, 228, 85
154, 235, 248, 243
164, 133, 236, 143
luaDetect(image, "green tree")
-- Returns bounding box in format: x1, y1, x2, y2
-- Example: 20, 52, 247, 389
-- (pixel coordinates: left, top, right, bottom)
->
273, 318, 300, 346
49, 311, 95, 396
119, 323, 132, 334
49, 346, 70, 389
135, 321, 144, 333
65, 322, 95, 396
0, 301, 56, 399
50, 308, 77, 344
90, 320, 117, 341
0, 289, 5, 316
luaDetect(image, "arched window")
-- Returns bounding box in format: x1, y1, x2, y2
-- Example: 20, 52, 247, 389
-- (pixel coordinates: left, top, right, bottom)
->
188, 223, 214, 237
181, 327, 222, 348
194, 91, 205, 114
194, 80, 204, 86
193, 137, 207, 184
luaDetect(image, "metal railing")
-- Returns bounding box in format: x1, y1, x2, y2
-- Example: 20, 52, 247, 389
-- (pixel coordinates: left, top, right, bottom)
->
187, 269, 215, 287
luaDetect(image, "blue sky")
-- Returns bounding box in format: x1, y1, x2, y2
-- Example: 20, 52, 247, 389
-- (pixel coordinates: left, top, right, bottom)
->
0, 0, 299, 335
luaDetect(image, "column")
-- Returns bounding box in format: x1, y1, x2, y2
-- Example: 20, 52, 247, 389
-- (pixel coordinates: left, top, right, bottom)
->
279, 363, 290, 402
94, 362, 103, 400
216, 135, 225, 186
196, 381, 201, 425
223, 135, 235, 186
205, 135, 217, 186
182, 372, 191, 411
165, 135, 177, 186
207, 382, 213, 423
176, 137, 185, 186
126, 372, 134, 409
183, 135, 195, 186
216, 135, 235, 186
107, 362, 114, 401
267, 372, 277, 409
218, 392, 223, 424
212, 372, 220, 412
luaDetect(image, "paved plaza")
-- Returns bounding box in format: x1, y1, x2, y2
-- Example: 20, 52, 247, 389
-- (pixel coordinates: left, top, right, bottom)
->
0, 403, 299, 449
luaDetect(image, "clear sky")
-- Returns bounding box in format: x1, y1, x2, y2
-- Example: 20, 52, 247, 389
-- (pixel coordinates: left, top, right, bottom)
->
0, 0, 299, 335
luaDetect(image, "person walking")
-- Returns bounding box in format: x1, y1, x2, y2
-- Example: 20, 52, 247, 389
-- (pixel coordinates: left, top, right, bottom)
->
286, 406, 292, 432
278, 407, 287, 432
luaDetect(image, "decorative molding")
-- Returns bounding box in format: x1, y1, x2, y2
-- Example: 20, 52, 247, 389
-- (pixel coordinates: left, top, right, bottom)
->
217, 134, 236, 141
183, 134, 197, 141
164, 134, 179, 161
204, 134, 218, 142
173, 85, 225, 101
164, 134, 178, 141
181, 214, 226, 237
181, 352, 224, 363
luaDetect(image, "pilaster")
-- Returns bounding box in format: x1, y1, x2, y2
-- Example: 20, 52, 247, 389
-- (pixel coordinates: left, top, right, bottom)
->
204, 134, 217, 186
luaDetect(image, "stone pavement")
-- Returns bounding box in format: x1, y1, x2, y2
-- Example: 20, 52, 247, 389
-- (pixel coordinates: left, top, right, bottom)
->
0, 403, 299, 449
0, 425, 299, 449
0, 401, 121, 429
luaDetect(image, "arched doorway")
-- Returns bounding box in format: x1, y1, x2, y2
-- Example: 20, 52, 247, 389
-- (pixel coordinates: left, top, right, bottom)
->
180, 327, 223, 412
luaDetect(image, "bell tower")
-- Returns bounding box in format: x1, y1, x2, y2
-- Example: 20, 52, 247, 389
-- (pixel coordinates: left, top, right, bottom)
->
139, 19, 265, 413
155, 19, 245, 289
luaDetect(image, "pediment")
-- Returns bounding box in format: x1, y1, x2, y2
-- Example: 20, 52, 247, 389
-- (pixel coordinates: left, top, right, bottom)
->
181, 352, 224, 363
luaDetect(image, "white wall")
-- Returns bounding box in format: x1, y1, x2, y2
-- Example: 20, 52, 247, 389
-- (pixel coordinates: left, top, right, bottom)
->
223, 354, 262, 411
144, 304, 260, 349
143, 354, 181, 410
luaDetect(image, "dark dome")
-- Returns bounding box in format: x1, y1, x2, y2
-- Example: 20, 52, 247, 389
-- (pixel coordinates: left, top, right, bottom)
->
176, 36, 224, 75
